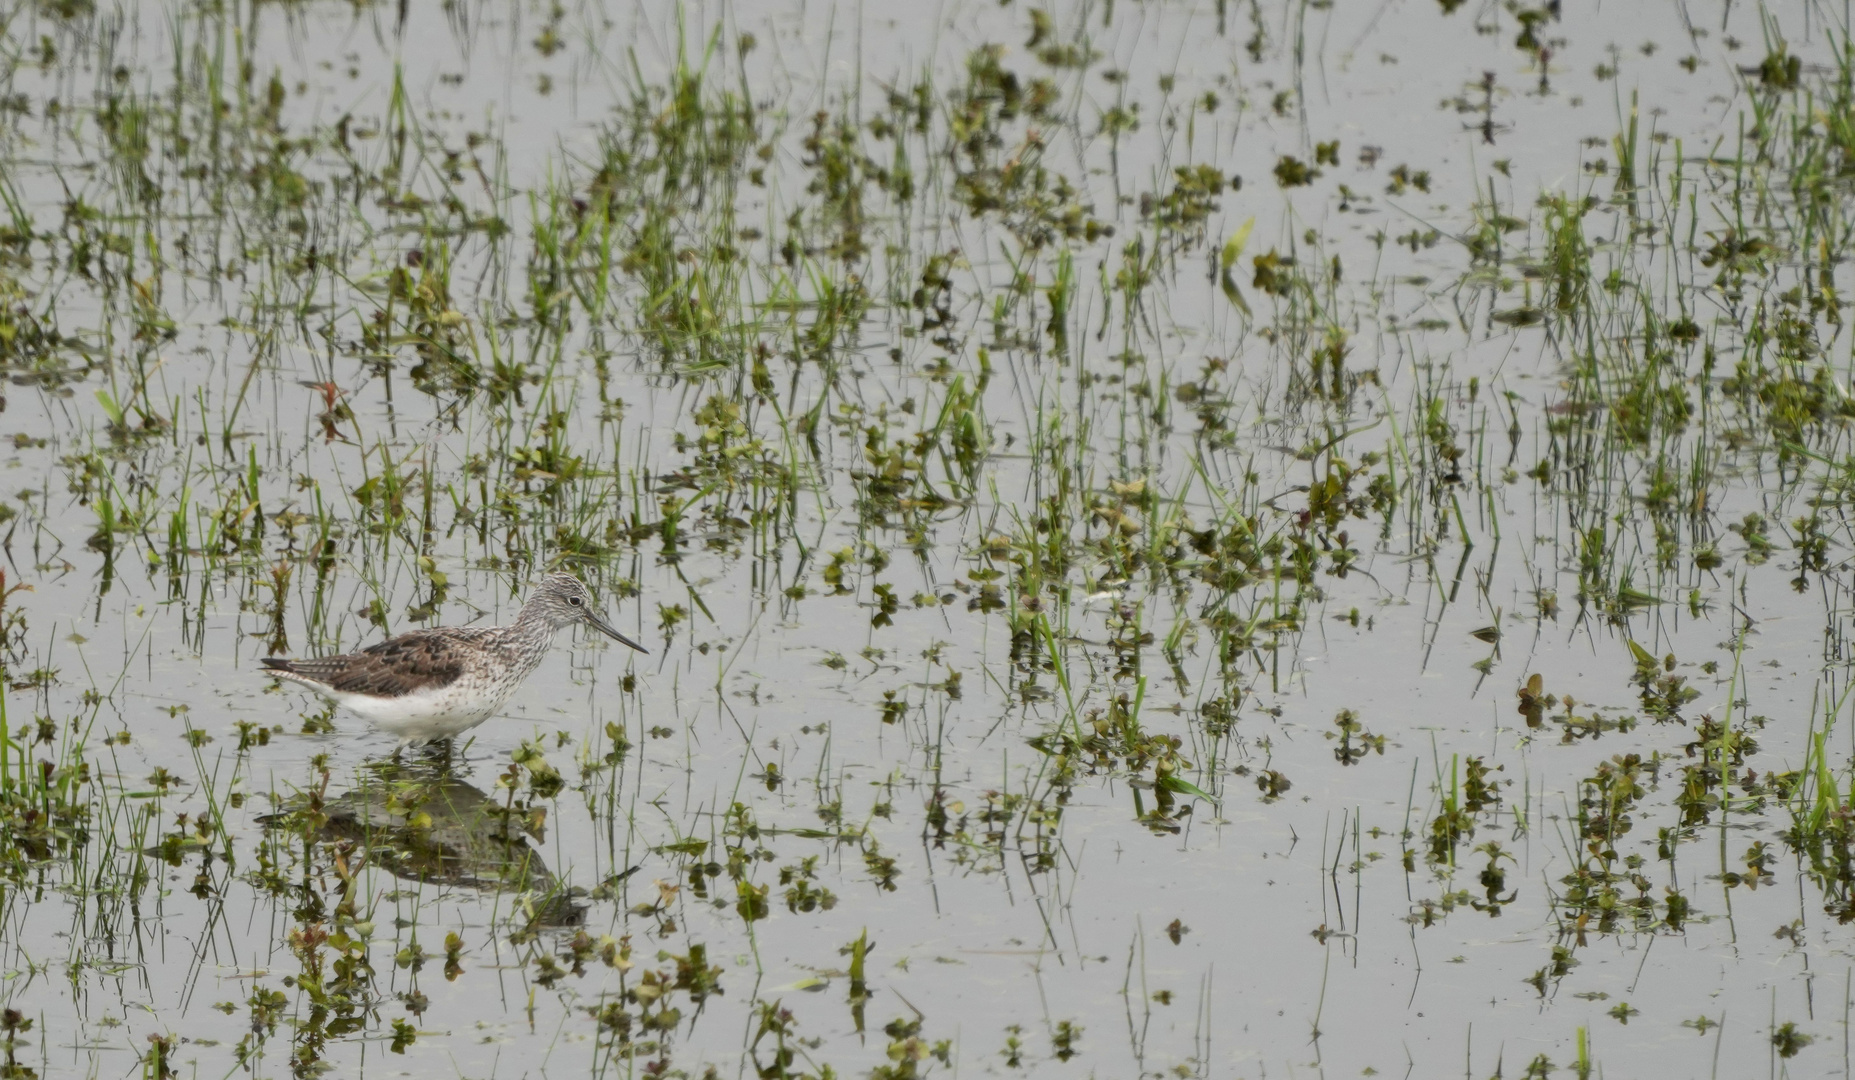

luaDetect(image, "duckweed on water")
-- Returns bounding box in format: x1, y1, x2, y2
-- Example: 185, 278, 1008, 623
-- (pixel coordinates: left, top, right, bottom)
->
7, 1, 1855, 1077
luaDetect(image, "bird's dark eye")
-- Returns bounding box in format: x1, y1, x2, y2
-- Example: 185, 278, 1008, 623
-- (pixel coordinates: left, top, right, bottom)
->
568, 595, 584, 606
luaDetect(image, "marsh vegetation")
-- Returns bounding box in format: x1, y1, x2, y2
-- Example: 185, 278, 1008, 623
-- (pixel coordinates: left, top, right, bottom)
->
3, 0, 1855, 1076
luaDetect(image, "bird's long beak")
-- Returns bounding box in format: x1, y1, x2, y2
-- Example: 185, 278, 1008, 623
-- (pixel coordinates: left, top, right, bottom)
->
586, 610, 649, 654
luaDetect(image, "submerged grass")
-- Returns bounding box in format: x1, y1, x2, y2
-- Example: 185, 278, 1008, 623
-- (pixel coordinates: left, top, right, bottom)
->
6, 0, 1855, 1076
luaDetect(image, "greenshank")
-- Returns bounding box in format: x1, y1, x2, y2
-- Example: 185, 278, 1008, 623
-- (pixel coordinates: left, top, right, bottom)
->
262, 572, 646, 745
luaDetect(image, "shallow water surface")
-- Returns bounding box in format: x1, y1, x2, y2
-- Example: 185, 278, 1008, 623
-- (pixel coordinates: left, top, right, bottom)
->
2, 1, 1855, 1077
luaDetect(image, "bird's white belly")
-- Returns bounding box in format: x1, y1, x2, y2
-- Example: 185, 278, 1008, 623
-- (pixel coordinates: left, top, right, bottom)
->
319, 682, 508, 744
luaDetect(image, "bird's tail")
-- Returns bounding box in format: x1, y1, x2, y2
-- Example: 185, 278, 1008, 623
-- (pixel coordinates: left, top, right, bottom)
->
261, 657, 299, 674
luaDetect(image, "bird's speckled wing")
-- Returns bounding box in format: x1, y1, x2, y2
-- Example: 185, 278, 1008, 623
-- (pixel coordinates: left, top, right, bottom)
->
263, 627, 498, 698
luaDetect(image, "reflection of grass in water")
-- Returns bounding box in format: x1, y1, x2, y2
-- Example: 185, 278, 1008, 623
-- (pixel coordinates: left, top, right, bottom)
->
5, 0, 1855, 1075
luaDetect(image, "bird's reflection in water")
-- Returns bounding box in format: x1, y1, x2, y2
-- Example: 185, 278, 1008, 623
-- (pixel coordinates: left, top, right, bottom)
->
265, 753, 584, 928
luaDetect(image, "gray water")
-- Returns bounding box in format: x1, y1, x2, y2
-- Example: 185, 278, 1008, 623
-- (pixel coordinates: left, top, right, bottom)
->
1, 0, 1852, 1077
